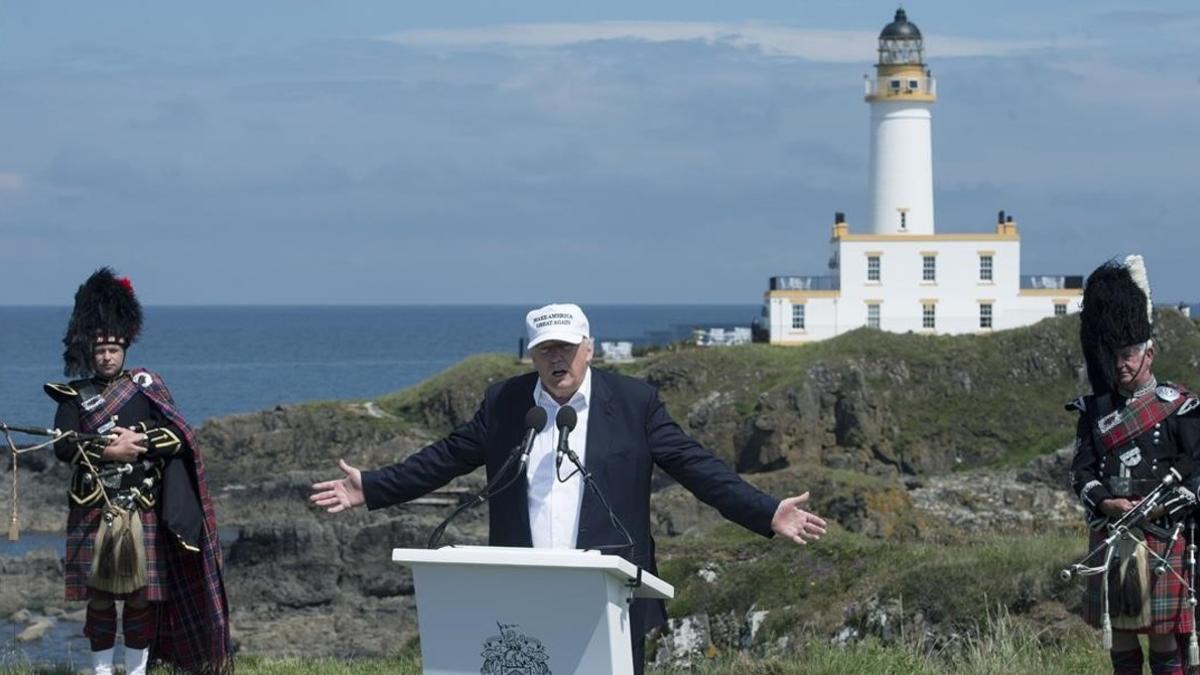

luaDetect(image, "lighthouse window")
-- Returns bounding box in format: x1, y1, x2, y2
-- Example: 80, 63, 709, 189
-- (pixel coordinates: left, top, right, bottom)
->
890, 79, 901, 92
922, 303, 936, 330
980, 303, 993, 329
908, 79, 919, 90
791, 304, 806, 330
867, 304, 881, 329
1055, 303, 1068, 317
922, 255, 936, 282
979, 255, 994, 281
900, 212, 907, 230
867, 256, 881, 282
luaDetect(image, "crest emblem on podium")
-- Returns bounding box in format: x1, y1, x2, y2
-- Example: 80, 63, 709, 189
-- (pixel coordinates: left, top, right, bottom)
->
481, 622, 551, 674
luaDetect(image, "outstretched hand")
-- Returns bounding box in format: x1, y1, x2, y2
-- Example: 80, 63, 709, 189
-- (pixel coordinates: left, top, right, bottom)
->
771, 492, 828, 545
310, 459, 365, 513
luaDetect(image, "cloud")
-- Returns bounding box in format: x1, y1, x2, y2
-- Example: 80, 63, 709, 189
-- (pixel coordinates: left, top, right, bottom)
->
379, 21, 1083, 63
0, 173, 26, 192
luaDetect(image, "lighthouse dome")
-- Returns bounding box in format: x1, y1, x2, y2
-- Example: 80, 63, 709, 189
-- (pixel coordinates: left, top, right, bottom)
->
880, 9, 922, 39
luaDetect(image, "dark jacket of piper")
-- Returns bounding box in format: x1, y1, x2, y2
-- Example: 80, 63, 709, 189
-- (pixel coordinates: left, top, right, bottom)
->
49, 375, 187, 517
1070, 387, 1200, 531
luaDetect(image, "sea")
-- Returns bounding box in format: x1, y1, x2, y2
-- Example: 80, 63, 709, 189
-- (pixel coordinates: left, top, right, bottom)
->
0, 305, 759, 427
0, 304, 758, 665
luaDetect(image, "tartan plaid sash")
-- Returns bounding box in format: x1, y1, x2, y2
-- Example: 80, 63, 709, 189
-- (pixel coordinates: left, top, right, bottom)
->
79, 375, 141, 434
1098, 387, 1190, 453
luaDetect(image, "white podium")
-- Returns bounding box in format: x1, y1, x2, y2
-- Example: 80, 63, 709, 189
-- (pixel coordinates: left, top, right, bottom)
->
392, 546, 674, 674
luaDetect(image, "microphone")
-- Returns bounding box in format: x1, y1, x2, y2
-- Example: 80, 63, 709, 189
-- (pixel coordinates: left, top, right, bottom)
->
555, 406, 578, 470
519, 407, 548, 468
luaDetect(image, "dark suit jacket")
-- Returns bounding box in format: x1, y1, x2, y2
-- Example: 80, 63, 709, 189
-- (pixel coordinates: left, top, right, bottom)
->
362, 368, 780, 636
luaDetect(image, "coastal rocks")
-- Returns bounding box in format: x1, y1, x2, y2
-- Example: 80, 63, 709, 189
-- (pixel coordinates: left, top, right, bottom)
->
651, 615, 712, 668
196, 405, 433, 490
226, 520, 342, 608
649, 606, 786, 668
841, 596, 906, 643
0, 549, 62, 618
909, 463, 1081, 533
16, 617, 55, 642
1, 459, 72, 534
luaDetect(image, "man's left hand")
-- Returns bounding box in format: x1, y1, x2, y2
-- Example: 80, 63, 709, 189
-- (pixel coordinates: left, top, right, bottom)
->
771, 492, 827, 545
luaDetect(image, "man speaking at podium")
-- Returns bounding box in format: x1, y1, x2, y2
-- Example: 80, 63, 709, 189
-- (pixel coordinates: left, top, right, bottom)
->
311, 303, 827, 672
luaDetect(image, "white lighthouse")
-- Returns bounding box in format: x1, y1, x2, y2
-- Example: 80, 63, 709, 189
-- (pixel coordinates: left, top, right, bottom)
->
761, 8, 1083, 344
864, 9, 936, 235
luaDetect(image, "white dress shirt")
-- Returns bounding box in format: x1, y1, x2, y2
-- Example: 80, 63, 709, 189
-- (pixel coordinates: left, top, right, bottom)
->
527, 367, 591, 549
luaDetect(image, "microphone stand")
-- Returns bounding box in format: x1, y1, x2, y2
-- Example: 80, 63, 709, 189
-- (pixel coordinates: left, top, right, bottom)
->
558, 443, 636, 560
426, 440, 528, 549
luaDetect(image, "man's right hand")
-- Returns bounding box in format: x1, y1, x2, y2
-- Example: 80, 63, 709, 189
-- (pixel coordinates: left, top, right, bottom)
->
1099, 497, 1137, 519
101, 426, 146, 463
310, 459, 365, 513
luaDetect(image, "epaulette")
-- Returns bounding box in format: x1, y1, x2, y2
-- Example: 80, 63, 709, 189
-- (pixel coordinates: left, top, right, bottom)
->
1065, 396, 1088, 413
1173, 386, 1200, 417
44, 378, 102, 407
43, 382, 78, 404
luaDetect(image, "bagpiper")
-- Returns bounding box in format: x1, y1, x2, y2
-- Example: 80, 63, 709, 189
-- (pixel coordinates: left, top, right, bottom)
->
48, 268, 232, 674
1070, 255, 1200, 675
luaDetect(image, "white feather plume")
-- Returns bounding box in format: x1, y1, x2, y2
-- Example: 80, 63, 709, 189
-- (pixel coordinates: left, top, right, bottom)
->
1124, 254, 1153, 325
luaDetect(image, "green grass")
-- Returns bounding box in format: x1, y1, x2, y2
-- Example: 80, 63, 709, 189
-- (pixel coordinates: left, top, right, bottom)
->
375, 353, 527, 433
2, 609, 1109, 674
658, 525, 1086, 636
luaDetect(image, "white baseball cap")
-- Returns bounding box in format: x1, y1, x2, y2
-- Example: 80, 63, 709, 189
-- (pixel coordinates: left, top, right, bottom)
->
526, 303, 590, 350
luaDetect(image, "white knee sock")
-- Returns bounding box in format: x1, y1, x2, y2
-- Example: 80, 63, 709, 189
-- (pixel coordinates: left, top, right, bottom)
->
91, 647, 115, 675
124, 645, 150, 675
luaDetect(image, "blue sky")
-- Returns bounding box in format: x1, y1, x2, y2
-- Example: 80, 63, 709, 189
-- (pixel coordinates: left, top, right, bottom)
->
1, 1, 1197, 304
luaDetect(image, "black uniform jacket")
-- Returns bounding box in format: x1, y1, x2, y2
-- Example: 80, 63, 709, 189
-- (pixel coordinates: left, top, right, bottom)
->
47, 375, 187, 508
1069, 385, 1200, 524
361, 368, 781, 637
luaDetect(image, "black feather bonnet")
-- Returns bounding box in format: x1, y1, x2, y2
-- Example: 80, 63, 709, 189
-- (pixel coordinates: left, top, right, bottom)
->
1079, 255, 1153, 396
62, 268, 143, 377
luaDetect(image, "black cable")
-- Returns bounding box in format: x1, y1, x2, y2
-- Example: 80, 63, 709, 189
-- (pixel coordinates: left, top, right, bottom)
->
426, 446, 523, 549
426, 407, 548, 549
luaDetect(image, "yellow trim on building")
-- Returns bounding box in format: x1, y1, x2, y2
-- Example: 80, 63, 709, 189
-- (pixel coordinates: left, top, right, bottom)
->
920, 298, 939, 305
919, 250, 938, 256
977, 250, 995, 256
976, 299, 996, 304
865, 250, 884, 257
875, 64, 926, 77
865, 92, 937, 103
864, 299, 884, 304
1018, 289, 1083, 297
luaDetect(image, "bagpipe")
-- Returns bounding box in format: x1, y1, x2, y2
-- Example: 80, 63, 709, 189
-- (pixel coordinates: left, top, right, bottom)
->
2, 421, 110, 541
1060, 468, 1200, 663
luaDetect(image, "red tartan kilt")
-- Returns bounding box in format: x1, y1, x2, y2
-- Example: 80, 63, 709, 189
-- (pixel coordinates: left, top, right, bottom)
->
64, 506, 168, 602
1083, 527, 1195, 634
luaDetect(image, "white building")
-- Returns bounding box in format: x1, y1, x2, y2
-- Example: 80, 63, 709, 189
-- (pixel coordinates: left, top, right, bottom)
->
764, 9, 1082, 345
